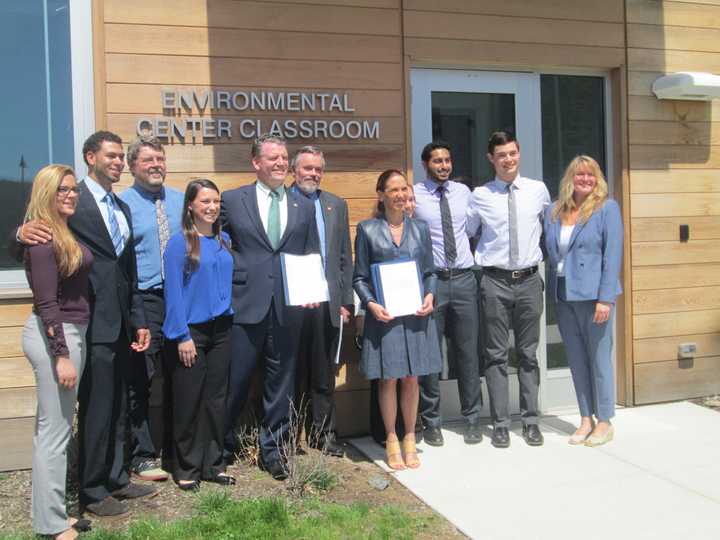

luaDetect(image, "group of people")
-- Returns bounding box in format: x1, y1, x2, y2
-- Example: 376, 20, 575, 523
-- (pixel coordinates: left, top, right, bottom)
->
16, 128, 623, 539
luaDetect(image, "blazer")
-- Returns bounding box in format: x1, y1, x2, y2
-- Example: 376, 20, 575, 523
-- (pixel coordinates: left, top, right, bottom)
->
70, 182, 146, 343
9, 182, 147, 343
353, 216, 437, 308
292, 187, 354, 329
544, 199, 623, 304
220, 183, 320, 326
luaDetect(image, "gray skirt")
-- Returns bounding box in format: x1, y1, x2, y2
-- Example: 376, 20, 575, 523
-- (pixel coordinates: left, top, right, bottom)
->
360, 312, 442, 380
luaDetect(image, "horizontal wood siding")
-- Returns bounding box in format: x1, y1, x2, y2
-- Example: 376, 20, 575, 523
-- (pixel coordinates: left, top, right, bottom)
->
98, 0, 404, 436
627, 0, 720, 403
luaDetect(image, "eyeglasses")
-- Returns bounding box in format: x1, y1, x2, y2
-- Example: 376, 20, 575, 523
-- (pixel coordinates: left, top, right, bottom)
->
57, 186, 80, 196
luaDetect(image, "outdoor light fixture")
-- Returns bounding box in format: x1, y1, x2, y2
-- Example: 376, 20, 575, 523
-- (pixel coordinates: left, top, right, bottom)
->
652, 72, 720, 101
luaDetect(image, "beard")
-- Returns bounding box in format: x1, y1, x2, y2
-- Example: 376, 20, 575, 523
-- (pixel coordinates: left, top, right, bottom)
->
296, 178, 319, 194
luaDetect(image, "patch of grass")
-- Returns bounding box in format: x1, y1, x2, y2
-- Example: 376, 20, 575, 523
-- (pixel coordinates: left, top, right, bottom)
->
0, 492, 434, 540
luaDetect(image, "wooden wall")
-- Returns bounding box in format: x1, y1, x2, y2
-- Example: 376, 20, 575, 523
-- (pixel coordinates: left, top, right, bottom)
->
93, 0, 409, 435
627, 0, 720, 403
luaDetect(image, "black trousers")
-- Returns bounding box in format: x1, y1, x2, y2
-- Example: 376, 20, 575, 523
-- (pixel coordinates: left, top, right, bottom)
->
127, 289, 173, 468
169, 316, 231, 482
225, 303, 300, 464
77, 333, 131, 505
295, 303, 339, 442
420, 270, 482, 428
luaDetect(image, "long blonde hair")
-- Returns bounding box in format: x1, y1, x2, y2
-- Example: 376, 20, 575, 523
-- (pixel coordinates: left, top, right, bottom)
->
24, 164, 83, 277
552, 155, 608, 223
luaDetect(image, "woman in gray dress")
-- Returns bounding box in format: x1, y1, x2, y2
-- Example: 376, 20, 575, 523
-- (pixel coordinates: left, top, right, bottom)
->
353, 169, 441, 470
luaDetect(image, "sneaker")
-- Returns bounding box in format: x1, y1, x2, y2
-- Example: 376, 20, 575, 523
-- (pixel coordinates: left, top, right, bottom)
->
132, 459, 169, 481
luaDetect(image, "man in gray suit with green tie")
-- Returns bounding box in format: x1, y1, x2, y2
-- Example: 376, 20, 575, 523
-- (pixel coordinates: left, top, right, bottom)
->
290, 146, 354, 457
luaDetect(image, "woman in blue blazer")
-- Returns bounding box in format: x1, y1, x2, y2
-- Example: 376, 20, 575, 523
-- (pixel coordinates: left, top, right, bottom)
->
544, 156, 623, 447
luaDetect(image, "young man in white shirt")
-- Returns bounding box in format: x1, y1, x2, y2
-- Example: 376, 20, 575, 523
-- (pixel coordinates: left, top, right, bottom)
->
466, 131, 550, 448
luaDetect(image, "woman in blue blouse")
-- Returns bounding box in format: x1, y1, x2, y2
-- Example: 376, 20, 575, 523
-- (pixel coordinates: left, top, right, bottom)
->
163, 179, 234, 490
544, 156, 623, 447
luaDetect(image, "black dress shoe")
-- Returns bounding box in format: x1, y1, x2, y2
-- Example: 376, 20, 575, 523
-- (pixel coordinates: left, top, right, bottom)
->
84, 496, 129, 517
259, 458, 288, 481
422, 426, 444, 447
310, 435, 345, 458
464, 422, 483, 445
111, 482, 157, 500
205, 474, 236, 486
522, 424, 544, 446
71, 518, 92, 532
177, 480, 201, 492
491, 426, 510, 448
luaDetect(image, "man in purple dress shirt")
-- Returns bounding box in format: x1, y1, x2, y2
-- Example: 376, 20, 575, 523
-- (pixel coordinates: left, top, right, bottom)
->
413, 142, 482, 446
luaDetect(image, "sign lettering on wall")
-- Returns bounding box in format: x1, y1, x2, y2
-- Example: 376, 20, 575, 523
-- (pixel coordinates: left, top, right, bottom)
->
136, 89, 381, 142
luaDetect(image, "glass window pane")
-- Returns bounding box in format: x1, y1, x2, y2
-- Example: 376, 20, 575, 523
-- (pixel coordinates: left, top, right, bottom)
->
430, 91, 516, 379
0, 0, 74, 270
540, 74, 606, 370
431, 92, 515, 190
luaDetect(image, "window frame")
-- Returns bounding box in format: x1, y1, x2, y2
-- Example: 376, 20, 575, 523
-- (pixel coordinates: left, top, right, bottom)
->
0, 0, 94, 291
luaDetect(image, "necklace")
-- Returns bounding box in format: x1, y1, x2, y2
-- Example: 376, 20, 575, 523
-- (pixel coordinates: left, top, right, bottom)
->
388, 222, 403, 229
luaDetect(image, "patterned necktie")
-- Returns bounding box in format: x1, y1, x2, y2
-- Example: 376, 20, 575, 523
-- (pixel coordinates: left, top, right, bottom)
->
267, 188, 282, 249
155, 194, 170, 278
104, 192, 124, 256
438, 185, 457, 266
507, 182, 519, 268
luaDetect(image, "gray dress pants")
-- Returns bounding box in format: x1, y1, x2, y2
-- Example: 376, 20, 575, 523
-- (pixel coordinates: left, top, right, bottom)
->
481, 271, 542, 428
23, 315, 86, 535
420, 270, 482, 428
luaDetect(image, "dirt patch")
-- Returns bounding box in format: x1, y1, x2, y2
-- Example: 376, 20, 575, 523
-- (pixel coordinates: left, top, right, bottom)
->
690, 395, 720, 413
0, 443, 464, 539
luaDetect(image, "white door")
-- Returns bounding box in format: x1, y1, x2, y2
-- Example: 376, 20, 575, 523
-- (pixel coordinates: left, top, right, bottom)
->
410, 68, 579, 422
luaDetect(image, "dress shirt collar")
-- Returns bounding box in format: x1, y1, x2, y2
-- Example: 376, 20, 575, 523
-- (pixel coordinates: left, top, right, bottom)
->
493, 176, 523, 191
256, 179, 285, 200
132, 181, 165, 200
423, 177, 449, 195
83, 175, 113, 202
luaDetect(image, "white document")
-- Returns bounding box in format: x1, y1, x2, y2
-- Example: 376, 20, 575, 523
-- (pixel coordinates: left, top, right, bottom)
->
281, 253, 329, 306
378, 260, 423, 317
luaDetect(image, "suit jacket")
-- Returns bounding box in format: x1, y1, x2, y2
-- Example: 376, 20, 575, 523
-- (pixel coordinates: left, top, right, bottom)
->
70, 182, 146, 343
220, 183, 320, 326
292, 186, 354, 328
10, 182, 147, 343
353, 216, 437, 307
544, 199, 623, 304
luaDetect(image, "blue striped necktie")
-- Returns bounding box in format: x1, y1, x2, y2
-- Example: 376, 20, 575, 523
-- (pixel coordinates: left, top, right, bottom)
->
104, 192, 124, 256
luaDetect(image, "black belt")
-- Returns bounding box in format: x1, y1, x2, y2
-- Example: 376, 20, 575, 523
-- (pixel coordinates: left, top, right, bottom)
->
436, 267, 473, 279
483, 266, 538, 280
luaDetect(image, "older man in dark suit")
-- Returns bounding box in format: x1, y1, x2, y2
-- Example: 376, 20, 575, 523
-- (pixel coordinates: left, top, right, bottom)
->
16, 131, 153, 516
222, 134, 320, 480
289, 146, 353, 457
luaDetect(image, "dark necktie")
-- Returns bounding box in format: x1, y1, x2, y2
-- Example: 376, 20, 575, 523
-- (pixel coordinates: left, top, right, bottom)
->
438, 185, 457, 266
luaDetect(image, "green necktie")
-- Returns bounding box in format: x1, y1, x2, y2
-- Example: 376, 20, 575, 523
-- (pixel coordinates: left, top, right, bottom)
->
267, 188, 282, 249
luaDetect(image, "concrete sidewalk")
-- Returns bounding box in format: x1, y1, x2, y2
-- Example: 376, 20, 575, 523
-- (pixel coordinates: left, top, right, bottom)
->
351, 401, 720, 540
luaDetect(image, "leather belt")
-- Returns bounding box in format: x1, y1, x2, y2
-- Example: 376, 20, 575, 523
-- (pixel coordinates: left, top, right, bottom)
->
436, 267, 473, 279
483, 265, 538, 280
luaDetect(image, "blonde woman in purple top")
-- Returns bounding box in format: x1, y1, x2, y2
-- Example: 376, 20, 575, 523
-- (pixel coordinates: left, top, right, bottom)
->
22, 165, 93, 540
